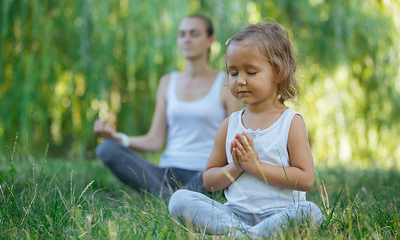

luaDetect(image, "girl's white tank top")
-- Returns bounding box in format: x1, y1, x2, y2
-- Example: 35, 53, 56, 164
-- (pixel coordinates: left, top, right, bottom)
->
224, 108, 307, 213
158, 71, 226, 171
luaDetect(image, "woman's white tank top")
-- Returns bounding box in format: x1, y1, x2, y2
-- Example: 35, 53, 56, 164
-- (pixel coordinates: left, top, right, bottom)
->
224, 108, 307, 214
158, 71, 226, 171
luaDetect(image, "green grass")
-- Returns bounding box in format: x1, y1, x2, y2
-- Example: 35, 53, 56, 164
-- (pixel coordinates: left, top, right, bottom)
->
1, 141, 399, 239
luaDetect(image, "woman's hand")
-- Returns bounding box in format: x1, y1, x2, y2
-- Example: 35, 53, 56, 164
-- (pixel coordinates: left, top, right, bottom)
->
93, 120, 119, 140
232, 131, 261, 175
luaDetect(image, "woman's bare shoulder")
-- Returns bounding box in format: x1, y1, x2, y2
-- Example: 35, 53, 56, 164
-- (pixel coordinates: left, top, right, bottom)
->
156, 73, 174, 100
159, 73, 171, 87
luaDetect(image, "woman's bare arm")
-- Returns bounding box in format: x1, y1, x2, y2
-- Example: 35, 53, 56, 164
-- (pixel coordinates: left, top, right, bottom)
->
93, 74, 170, 152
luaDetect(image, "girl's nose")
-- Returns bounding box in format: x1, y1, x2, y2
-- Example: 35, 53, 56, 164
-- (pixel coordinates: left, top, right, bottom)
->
237, 73, 246, 85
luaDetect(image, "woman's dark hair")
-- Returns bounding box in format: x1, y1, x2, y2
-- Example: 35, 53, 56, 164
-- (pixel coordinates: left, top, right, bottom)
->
186, 14, 214, 37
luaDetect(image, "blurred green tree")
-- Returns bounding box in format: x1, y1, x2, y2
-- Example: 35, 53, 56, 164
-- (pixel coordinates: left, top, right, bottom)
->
0, 0, 399, 167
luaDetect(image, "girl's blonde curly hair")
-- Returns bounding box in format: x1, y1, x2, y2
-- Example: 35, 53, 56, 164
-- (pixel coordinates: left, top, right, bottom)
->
226, 19, 301, 105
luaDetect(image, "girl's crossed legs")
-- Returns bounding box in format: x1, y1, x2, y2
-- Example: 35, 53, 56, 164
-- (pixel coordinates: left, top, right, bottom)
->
169, 189, 322, 238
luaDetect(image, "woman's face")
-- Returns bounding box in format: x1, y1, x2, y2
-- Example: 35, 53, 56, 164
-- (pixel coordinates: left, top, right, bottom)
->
177, 17, 214, 60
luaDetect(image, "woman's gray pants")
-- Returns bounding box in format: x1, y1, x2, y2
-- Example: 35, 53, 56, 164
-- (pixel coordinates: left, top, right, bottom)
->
96, 139, 207, 198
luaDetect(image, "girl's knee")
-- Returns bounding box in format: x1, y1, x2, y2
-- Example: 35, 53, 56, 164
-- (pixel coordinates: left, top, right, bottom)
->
169, 189, 197, 218
307, 202, 322, 225
295, 201, 322, 225
169, 190, 190, 209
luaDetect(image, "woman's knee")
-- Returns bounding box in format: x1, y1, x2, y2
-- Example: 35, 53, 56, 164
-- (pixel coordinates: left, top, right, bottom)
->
96, 139, 121, 165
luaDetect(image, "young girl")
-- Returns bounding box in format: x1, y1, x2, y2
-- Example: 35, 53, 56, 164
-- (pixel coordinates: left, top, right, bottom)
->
169, 21, 322, 238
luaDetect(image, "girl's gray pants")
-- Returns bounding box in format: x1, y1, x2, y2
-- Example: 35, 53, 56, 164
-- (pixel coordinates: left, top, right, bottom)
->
169, 189, 322, 238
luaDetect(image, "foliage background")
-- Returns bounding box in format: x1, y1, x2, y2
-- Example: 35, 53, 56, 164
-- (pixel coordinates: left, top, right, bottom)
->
1, 0, 399, 167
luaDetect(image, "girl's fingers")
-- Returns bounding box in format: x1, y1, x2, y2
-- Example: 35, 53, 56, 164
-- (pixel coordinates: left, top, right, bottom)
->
243, 131, 254, 146
232, 149, 244, 173
234, 139, 246, 154
236, 133, 249, 148
232, 148, 237, 161
232, 147, 239, 163
235, 147, 244, 159
238, 132, 254, 152
230, 139, 237, 155
235, 133, 241, 139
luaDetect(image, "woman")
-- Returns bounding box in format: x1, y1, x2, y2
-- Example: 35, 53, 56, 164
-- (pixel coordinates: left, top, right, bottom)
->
94, 15, 241, 199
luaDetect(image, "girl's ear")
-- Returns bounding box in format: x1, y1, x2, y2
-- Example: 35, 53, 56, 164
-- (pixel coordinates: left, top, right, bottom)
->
274, 65, 283, 83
